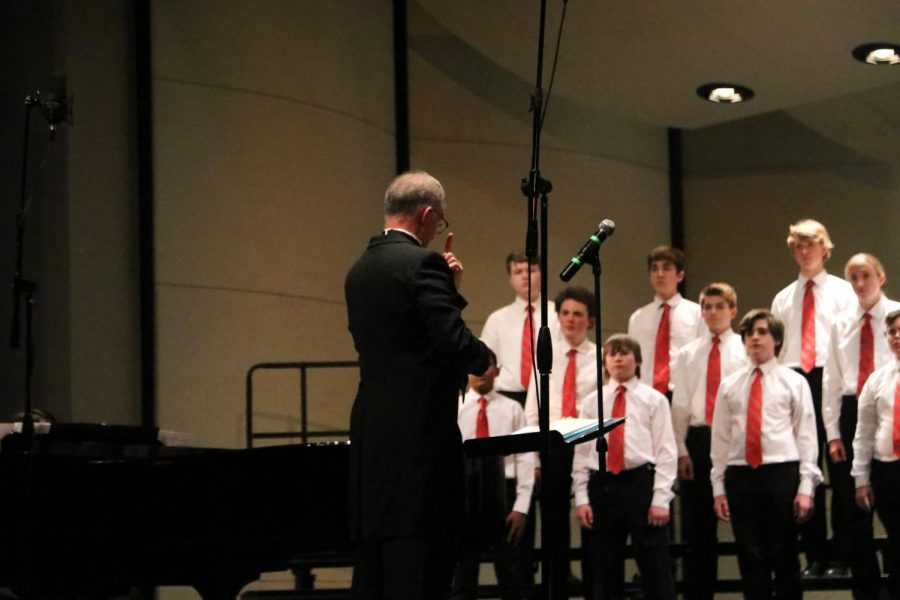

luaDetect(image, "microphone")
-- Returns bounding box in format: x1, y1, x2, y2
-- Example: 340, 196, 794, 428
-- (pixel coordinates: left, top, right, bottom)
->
559, 219, 616, 281
37, 74, 73, 139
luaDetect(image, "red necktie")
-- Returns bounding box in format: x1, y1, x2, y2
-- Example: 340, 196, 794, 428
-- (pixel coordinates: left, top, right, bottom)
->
705, 336, 721, 425
607, 385, 626, 474
893, 380, 900, 458
857, 313, 874, 397
653, 303, 672, 395
476, 397, 490, 438
520, 305, 534, 389
746, 368, 763, 468
800, 280, 816, 372
562, 349, 578, 418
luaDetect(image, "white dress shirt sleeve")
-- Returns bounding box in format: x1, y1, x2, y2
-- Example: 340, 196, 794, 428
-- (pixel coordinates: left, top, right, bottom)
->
572, 436, 593, 507
480, 301, 526, 393
571, 390, 599, 506
513, 451, 536, 514
524, 380, 538, 427
709, 381, 732, 498
627, 305, 654, 386
793, 375, 822, 496
851, 373, 879, 488
650, 397, 678, 508
822, 319, 846, 442
480, 311, 502, 361
510, 404, 535, 514
770, 287, 790, 361
670, 347, 692, 457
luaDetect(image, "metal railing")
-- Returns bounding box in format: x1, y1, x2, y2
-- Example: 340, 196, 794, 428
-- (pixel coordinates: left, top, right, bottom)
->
245, 361, 357, 448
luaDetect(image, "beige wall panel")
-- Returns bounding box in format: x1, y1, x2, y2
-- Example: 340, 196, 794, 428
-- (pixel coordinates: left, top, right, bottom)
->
152, 0, 393, 132
683, 167, 900, 315
156, 285, 357, 449
412, 141, 671, 342
152, 0, 394, 465
65, 0, 141, 423
407, 43, 671, 344
406, 2, 667, 168
153, 82, 393, 299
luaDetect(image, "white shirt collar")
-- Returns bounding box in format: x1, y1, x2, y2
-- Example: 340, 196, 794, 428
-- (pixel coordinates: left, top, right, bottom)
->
466, 388, 500, 404
798, 270, 829, 288
513, 295, 540, 311
754, 356, 780, 375
609, 375, 639, 391
711, 329, 737, 343
384, 227, 422, 245
857, 295, 888, 322
655, 292, 682, 308
568, 338, 594, 355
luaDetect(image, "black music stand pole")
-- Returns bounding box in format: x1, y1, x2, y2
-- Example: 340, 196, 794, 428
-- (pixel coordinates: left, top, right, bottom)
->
518, 0, 565, 597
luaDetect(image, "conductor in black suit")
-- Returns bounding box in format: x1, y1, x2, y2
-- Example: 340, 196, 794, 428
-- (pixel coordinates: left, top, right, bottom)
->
345, 171, 494, 600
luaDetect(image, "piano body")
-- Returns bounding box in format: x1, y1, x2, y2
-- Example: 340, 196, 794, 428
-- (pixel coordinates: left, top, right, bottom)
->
0, 424, 350, 599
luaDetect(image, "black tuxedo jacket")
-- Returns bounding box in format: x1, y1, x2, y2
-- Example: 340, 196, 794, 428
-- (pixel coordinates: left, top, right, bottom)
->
345, 229, 492, 541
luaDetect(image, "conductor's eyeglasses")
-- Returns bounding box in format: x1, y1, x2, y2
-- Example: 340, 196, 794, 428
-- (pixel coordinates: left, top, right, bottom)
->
430, 208, 449, 234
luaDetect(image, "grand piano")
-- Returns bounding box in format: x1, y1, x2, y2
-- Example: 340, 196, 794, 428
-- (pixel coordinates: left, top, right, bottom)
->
0, 424, 350, 599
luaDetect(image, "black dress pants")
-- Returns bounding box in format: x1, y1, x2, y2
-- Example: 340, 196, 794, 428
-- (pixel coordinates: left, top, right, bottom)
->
582, 465, 676, 600
681, 426, 718, 600
352, 535, 458, 600
725, 462, 802, 600
827, 396, 880, 599
872, 459, 900, 600
793, 367, 827, 568
540, 445, 574, 595
450, 479, 534, 600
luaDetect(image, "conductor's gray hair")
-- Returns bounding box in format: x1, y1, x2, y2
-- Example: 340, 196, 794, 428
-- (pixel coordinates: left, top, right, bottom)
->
384, 171, 445, 217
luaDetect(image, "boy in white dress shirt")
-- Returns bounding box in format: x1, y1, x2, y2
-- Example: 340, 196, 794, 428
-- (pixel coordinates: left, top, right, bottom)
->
524, 286, 597, 426
453, 364, 535, 600
628, 246, 706, 399
671, 282, 748, 600
524, 286, 598, 591
574, 334, 678, 600
823, 253, 898, 596
770, 219, 855, 577
853, 308, 900, 600
481, 252, 560, 406
711, 309, 822, 600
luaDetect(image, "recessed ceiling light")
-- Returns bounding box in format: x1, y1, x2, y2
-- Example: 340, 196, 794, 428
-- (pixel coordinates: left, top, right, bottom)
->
696, 83, 755, 104
852, 43, 900, 65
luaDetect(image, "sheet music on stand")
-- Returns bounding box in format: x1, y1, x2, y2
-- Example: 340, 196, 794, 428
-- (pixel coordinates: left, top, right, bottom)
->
463, 416, 625, 458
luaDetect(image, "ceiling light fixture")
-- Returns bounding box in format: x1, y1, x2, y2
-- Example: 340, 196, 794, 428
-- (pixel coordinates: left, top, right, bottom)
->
696, 83, 755, 104
852, 43, 900, 65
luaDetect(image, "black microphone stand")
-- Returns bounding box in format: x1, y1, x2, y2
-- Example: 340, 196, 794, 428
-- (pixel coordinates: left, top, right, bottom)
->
9, 92, 43, 450
580, 249, 608, 483
519, 1, 562, 598
7, 83, 69, 599
5, 88, 45, 600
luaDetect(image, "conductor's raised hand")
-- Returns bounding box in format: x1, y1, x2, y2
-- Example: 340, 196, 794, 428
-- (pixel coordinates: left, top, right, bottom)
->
442, 232, 463, 289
